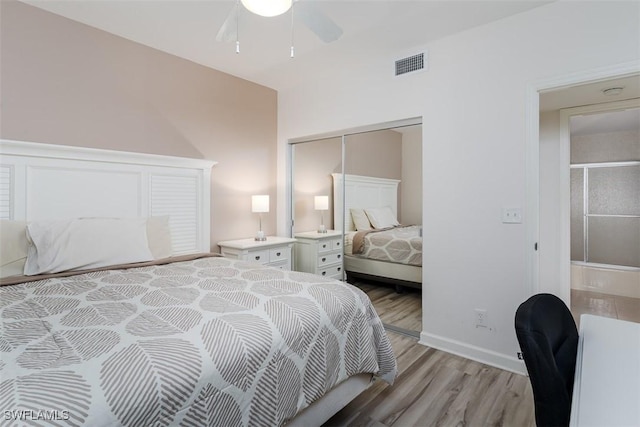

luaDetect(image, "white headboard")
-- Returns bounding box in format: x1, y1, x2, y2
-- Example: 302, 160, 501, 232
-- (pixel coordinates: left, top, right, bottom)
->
332, 173, 400, 232
0, 140, 216, 254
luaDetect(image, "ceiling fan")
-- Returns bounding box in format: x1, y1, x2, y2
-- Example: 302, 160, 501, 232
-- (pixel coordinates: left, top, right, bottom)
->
216, 0, 343, 55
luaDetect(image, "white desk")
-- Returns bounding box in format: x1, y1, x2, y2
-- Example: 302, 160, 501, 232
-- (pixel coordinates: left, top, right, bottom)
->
570, 314, 640, 427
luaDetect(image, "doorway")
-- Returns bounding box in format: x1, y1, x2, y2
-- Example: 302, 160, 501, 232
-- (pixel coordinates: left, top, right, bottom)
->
536, 71, 640, 326
565, 104, 640, 324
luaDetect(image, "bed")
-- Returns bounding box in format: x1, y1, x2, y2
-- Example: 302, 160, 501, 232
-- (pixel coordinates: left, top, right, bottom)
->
332, 173, 422, 289
0, 140, 397, 427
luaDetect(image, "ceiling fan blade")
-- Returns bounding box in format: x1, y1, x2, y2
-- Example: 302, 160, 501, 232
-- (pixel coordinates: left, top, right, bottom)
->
216, 5, 237, 43
296, 1, 343, 43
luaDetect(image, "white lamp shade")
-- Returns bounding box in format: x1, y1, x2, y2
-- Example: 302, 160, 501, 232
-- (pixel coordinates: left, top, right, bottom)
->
241, 0, 292, 17
314, 195, 329, 211
252, 195, 270, 213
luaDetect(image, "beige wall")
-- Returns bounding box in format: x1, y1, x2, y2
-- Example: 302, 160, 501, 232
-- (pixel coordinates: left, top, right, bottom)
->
400, 126, 422, 225
344, 130, 402, 179
293, 128, 422, 232
0, 0, 278, 248
292, 137, 342, 233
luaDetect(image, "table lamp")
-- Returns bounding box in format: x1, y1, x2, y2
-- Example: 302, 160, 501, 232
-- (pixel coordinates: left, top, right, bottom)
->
252, 195, 269, 241
314, 195, 329, 233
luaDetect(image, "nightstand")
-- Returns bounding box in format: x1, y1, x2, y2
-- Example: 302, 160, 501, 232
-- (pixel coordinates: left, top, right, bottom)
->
294, 230, 344, 280
218, 237, 297, 270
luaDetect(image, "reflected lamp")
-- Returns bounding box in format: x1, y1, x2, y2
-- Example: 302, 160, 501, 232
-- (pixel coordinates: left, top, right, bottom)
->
314, 195, 329, 233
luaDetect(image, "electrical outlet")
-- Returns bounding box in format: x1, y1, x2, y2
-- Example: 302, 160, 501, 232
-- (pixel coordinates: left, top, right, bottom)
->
475, 309, 488, 328
502, 207, 522, 224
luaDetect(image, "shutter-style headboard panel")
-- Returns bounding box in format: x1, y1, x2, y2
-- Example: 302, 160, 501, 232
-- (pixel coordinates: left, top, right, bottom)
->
0, 140, 216, 254
332, 173, 400, 232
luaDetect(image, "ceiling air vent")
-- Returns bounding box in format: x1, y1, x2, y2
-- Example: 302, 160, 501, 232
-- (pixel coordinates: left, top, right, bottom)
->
395, 52, 426, 77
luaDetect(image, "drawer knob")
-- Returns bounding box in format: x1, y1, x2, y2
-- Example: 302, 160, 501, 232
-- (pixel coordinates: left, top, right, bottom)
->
336, 242, 341, 247
276, 252, 281, 256
322, 244, 327, 249
322, 257, 326, 262
337, 267, 341, 271
337, 254, 341, 259
322, 271, 326, 276
255, 256, 261, 261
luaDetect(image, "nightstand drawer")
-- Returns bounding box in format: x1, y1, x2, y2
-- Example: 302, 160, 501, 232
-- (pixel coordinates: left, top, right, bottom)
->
218, 237, 296, 271
319, 264, 343, 279
318, 252, 341, 267
270, 261, 289, 270
318, 237, 342, 253
269, 247, 291, 263
318, 240, 333, 253
246, 249, 270, 264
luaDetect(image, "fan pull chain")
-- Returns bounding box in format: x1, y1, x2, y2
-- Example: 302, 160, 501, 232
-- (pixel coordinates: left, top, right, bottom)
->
235, 0, 240, 54
290, 0, 295, 58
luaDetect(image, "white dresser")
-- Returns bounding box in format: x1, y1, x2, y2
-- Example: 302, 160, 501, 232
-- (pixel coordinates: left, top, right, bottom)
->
294, 230, 344, 280
218, 236, 297, 270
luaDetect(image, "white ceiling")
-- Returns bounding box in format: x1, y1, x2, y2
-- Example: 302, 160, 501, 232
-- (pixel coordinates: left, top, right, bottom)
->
21, 0, 551, 90
540, 75, 640, 112
540, 75, 640, 134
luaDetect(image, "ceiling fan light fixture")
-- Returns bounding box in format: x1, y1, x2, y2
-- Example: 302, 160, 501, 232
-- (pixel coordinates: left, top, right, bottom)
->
602, 87, 624, 96
241, 0, 292, 17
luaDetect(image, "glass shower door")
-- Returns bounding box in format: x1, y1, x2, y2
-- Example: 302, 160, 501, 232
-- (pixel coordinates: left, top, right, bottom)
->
571, 163, 640, 268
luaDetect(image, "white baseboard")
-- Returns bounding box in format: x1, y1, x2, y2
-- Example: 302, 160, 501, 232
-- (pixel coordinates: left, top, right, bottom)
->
419, 331, 527, 376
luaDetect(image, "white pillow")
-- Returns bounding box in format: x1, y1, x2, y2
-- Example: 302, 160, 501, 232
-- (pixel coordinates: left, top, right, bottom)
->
364, 206, 400, 229
350, 209, 372, 231
0, 220, 29, 278
147, 216, 172, 259
24, 218, 154, 275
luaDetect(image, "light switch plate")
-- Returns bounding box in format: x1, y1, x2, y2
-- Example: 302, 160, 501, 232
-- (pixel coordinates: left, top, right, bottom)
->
502, 208, 522, 224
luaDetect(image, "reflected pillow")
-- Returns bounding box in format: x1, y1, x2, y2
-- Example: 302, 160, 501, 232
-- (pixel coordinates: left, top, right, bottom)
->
365, 206, 400, 229
351, 208, 372, 231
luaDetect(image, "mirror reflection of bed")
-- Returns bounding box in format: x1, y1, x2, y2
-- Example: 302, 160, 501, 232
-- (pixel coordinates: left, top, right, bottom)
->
291, 124, 422, 336
334, 173, 422, 336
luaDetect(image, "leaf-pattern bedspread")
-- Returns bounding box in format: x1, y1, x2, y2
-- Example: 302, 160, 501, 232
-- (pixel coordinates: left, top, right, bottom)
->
0, 256, 396, 426
352, 225, 422, 266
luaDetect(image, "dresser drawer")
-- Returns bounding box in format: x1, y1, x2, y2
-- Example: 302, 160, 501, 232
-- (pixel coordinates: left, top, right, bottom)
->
318, 252, 342, 267
319, 264, 343, 279
269, 247, 291, 263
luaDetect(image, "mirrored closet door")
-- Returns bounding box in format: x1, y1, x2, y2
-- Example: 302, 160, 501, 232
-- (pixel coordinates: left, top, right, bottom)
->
290, 121, 423, 336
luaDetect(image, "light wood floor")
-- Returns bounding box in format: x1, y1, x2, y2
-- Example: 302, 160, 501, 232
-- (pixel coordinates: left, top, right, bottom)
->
352, 281, 422, 333
334, 284, 638, 426
324, 331, 535, 427
329, 280, 534, 427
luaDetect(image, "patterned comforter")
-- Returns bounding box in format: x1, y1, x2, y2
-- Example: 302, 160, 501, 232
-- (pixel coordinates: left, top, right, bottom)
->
351, 225, 422, 266
0, 255, 396, 426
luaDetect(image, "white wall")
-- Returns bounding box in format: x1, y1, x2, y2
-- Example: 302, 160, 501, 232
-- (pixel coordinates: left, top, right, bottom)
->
539, 110, 563, 297
277, 1, 640, 373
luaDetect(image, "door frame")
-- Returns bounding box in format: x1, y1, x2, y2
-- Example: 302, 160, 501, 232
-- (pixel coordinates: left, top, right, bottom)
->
525, 60, 640, 304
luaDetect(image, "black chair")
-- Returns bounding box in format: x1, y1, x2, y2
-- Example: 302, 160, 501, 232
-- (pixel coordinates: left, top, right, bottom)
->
515, 293, 579, 427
